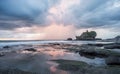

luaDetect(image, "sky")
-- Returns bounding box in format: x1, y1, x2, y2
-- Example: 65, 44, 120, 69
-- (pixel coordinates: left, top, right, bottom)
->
0, 0, 120, 40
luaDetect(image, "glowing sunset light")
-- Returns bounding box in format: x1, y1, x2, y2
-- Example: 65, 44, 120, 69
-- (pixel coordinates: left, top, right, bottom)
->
0, 0, 120, 40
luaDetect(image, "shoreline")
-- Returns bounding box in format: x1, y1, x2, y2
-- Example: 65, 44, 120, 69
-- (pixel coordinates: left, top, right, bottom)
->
0, 42, 120, 74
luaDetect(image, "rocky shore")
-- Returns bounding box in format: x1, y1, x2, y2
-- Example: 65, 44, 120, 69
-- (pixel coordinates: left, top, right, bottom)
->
0, 42, 120, 74
66, 43, 120, 64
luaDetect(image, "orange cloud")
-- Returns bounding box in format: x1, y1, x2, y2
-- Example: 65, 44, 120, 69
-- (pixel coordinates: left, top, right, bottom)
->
43, 23, 76, 40
13, 23, 76, 40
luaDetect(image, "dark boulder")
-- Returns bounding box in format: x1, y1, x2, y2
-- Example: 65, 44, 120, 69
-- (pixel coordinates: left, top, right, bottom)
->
0, 69, 37, 74
87, 43, 104, 47
67, 38, 73, 40
3, 46, 10, 49
24, 48, 37, 52
104, 44, 120, 49
79, 49, 108, 58
49, 43, 60, 45
106, 56, 120, 65
0, 53, 5, 57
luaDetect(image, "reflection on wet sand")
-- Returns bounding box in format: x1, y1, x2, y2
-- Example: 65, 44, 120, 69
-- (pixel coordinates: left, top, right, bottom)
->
37, 47, 66, 58
0, 44, 111, 74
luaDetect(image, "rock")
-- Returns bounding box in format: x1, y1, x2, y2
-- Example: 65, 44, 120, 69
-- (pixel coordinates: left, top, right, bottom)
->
75, 44, 120, 58
49, 43, 60, 45
52, 59, 89, 71
24, 48, 37, 52
104, 44, 120, 49
106, 56, 120, 65
79, 49, 108, 58
0, 69, 37, 74
103, 36, 120, 43
115, 36, 120, 43
77, 45, 109, 58
76, 30, 97, 40
0, 52, 5, 57
88, 43, 104, 47
67, 38, 73, 40
3, 46, 10, 48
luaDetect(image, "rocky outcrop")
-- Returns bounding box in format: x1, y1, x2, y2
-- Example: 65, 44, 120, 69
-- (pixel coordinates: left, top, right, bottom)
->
106, 56, 120, 65
87, 43, 120, 49
67, 38, 73, 40
0, 69, 37, 74
104, 43, 120, 49
104, 36, 120, 43
75, 44, 120, 59
3, 46, 10, 49
24, 48, 37, 52
76, 30, 98, 40
87, 43, 104, 47
79, 48, 109, 58
0, 52, 4, 57
115, 36, 120, 43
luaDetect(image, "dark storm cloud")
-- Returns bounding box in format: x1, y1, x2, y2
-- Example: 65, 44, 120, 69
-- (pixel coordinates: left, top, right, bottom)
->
68, 0, 120, 28
0, 23, 21, 30
0, 0, 59, 30
0, 0, 45, 19
0, 0, 120, 30
62, 0, 120, 29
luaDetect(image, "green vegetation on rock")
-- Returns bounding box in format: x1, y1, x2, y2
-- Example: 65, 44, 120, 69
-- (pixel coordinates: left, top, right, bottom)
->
51, 59, 120, 74
52, 59, 89, 71
76, 30, 97, 40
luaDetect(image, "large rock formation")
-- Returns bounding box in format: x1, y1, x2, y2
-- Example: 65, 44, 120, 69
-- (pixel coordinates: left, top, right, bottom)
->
104, 36, 120, 43
76, 30, 97, 40
115, 36, 120, 43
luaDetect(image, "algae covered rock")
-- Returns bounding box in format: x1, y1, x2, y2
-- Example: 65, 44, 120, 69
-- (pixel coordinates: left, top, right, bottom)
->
76, 30, 97, 40
52, 59, 89, 71
106, 56, 120, 65
24, 48, 37, 52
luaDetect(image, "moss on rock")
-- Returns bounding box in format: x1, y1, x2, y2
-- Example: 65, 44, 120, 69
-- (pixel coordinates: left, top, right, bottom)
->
52, 59, 89, 71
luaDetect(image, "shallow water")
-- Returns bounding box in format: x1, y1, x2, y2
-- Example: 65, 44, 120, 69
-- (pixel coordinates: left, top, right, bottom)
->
0, 40, 113, 47
0, 44, 106, 74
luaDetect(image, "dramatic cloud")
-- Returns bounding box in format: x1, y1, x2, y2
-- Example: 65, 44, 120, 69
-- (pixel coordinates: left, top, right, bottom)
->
0, 0, 59, 29
0, 0, 120, 39
0, 24, 76, 40
61, 0, 120, 28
